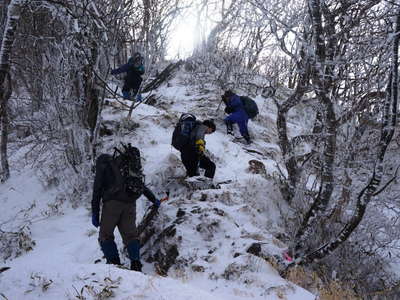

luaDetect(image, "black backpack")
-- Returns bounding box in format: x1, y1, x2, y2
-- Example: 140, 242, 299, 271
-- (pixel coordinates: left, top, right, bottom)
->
240, 96, 259, 119
107, 143, 144, 201
171, 113, 198, 151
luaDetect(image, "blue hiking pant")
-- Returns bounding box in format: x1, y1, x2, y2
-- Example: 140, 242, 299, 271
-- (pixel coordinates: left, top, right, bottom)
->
224, 110, 249, 138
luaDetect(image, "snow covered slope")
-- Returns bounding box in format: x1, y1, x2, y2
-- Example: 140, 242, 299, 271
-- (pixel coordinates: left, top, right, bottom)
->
0, 70, 315, 299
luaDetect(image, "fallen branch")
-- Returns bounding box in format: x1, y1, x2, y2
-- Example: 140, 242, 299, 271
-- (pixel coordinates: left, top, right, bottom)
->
141, 60, 183, 93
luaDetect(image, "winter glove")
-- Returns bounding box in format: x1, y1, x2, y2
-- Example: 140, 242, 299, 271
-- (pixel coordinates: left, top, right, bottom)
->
153, 199, 161, 208
135, 65, 145, 74
225, 106, 234, 114
195, 139, 205, 155
110, 69, 117, 75
92, 213, 100, 228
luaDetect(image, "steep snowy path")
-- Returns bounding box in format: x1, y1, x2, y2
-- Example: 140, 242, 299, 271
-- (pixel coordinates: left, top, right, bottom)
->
0, 75, 315, 299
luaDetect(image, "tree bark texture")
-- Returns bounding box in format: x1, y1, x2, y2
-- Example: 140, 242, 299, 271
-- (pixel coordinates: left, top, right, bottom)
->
0, 72, 11, 182
292, 0, 337, 254
0, 0, 23, 182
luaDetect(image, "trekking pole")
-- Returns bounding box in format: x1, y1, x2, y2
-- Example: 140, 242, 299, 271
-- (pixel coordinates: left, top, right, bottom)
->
160, 191, 170, 203
137, 191, 169, 236
113, 85, 118, 99
126, 81, 144, 119
216, 99, 223, 112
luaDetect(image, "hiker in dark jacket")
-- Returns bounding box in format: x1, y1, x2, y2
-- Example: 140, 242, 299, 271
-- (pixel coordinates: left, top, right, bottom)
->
91, 148, 161, 272
111, 52, 145, 101
222, 90, 251, 144
180, 120, 216, 180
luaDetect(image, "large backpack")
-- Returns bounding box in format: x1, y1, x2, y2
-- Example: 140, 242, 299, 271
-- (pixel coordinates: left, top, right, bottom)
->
171, 113, 198, 151
240, 96, 259, 119
106, 143, 144, 201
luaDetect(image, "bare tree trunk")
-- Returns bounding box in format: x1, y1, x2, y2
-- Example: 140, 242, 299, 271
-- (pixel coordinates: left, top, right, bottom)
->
274, 43, 310, 203
0, 0, 22, 85
0, 0, 23, 182
141, 0, 151, 49
291, 0, 337, 255
0, 71, 11, 182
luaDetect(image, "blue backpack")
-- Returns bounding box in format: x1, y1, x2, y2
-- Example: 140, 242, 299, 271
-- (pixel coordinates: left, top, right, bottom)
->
171, 113, 198, 151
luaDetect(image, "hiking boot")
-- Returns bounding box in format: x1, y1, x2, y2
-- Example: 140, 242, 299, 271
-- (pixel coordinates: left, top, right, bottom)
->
100, 240, 121, 266
204, 177, 218, 189
122, 90, 131, 100
226, 123, 234, 135
106, 257, 121, 265
130, 260, 142, 272
243, 134, 252, 145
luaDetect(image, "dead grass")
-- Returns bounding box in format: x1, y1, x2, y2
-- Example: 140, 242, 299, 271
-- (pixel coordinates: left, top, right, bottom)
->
286, 266, 360, 300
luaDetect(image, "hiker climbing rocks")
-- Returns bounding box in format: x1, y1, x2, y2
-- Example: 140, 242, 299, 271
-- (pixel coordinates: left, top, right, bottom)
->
172, 114, 216, 183
222, 90, 258, 144
111, 52, 144, 101
91, 143, 161, 272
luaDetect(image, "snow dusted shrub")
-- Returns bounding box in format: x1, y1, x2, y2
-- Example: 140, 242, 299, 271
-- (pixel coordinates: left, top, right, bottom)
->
36, 152, 91, 207
222, 261, 247, 281
320, 223, 398, 296
240, 177, 285, 229
195, 218, 220, 242
69, 276, 122, 300
222, 255, 274, 286
187, 48, 249, 91
0, 226, 35, 262
118, 118, 140, 134
25, 272, 54, 294
248, 160, 267, 175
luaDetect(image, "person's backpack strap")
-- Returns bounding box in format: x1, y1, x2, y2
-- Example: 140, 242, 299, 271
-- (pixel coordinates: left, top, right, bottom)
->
105, 156, 125, 195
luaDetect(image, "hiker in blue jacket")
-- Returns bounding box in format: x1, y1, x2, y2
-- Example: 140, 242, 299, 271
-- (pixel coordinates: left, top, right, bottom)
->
111, 52, 144, 101
222, 90, 251, 144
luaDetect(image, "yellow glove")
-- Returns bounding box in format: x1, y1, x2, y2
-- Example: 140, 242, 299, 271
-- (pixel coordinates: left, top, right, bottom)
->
195, 139, 205, 155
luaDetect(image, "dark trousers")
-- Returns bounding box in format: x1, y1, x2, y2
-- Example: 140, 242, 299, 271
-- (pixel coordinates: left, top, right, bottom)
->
123, 75, 142, 97
99, 200, 137, 245
181, 147, 216, 179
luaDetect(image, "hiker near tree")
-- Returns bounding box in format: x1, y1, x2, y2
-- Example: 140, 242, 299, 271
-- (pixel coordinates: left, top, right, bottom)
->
111, 52, 145, 101
91, 144, 161, 272
172, 114, 216, 182
222, 90, 252, 144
